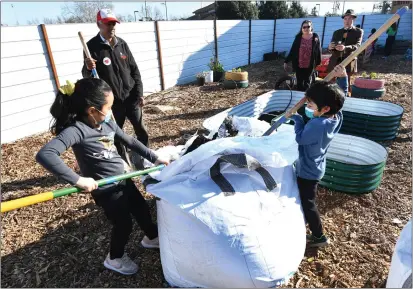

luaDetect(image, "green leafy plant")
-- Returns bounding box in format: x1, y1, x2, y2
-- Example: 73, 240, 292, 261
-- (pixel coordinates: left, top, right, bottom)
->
361, 71, 368, 78
370, 72, 378, 79
231, 68, 242, 72
208, 58, 225, 72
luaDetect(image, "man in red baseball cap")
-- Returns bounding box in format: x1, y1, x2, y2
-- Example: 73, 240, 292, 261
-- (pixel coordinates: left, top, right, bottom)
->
82, 8, 150, 175
97, 8, 120, 24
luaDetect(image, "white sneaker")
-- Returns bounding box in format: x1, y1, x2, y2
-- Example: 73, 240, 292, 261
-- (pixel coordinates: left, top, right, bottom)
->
103, 253, 138, 275
141, 236, 159, 249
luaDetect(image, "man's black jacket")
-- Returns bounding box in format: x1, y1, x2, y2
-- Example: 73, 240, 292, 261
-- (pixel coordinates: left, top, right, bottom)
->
82, 33, 143, 103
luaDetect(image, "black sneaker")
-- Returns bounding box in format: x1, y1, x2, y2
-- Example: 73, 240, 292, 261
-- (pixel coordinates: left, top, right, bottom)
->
307, 234, 330, 248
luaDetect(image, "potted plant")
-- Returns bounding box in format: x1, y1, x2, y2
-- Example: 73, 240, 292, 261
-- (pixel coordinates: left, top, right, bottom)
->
352, 71, 386, 99
223, 67, 249, 89
225, 68, 248, 82
208, 58, 225, 82
196, 71, 207, 86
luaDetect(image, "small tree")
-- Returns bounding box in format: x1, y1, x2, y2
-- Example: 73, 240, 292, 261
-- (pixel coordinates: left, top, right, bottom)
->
310, 6, 318, 17
381, 1, 392, 14
216, 1, 259, 20
288, 1, 307, 18
258, 1, 289, 19
325, 12, 340, 17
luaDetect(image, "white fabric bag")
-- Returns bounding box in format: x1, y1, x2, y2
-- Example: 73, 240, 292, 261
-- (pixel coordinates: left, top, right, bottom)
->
146, 125, 306, 288
387, 219, 412, 288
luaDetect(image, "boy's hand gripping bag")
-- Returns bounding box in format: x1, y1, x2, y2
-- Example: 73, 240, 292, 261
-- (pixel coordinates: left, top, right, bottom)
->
146, 125, 306, 288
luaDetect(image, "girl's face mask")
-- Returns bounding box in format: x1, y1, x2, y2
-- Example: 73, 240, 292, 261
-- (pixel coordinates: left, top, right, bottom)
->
92, 109, 112, 125
99, 109, 112, 124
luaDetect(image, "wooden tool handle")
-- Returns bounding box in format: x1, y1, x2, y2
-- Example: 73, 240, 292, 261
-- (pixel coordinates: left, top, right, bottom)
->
324, 6, 408, 82
78, 31, 99, 79
264, 6, 409, 137
78, 31, 92, 59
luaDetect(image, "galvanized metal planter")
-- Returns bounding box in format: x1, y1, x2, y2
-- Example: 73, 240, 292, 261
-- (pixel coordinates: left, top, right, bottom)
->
340, 97, 404, 141
321, 134, 388, 194
203, 90, 404, 142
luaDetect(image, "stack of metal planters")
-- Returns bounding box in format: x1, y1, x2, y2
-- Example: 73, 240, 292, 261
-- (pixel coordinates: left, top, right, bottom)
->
202, 90, 404, 195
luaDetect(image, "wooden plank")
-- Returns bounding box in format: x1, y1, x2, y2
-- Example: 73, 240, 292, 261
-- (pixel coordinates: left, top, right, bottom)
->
41, 24, 60, 88
155, 21, 165, 91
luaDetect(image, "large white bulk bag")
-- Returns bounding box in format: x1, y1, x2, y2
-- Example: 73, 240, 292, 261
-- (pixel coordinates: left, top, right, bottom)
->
387, 219, 412, 288
145, 125, 306, 288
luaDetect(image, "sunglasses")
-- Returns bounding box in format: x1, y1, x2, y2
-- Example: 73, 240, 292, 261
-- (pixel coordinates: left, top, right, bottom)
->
302, 26, 311, 29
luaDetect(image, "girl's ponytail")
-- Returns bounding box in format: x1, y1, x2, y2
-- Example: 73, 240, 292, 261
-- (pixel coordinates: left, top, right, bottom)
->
50, 81, 76, 135
49, 78, 112, 135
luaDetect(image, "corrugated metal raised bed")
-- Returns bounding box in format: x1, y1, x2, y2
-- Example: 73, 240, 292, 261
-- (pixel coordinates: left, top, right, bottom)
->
203, 90, 404, 142
321, 134, 388, 194
340, 98, 404, 141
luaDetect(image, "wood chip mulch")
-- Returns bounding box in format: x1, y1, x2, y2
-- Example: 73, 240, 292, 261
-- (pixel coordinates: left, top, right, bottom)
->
1, 56, 411, 288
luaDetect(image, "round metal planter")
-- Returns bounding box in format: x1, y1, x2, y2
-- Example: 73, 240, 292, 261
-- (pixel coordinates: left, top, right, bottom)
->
223, 79, 249, 89
202, 91, 404, 143
320, 134, 388, 194
341, 98, 404, 141
351, 85, 386, 99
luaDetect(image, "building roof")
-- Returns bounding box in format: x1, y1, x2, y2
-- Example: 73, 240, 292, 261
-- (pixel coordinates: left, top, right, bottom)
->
192, 3, 215, 15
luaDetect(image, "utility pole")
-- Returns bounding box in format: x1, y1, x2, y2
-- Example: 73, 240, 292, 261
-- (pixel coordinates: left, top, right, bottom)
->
342, 1, 345, 15
145, 1, 148, 19
11, 4, 19, 25
161, 1, 168, 20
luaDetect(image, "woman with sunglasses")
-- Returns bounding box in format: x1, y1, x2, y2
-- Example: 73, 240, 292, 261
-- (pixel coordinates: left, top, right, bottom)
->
284, 20, 322, 92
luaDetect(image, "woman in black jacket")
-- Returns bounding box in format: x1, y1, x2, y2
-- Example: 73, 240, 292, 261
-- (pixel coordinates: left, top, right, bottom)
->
284, 20, 322, 91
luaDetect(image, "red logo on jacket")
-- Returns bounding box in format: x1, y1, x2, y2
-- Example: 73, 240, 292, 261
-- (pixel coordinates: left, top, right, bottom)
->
120, 52, 127, 60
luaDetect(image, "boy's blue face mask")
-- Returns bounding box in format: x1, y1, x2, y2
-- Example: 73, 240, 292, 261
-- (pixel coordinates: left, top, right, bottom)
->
305, 107, 316, 119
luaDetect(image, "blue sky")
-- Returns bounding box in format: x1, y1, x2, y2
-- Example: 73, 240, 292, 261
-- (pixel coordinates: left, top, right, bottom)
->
1, 2, 375, 26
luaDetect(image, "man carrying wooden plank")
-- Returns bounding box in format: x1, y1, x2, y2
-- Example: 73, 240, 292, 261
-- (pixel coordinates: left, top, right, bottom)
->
327, 9, 364, 95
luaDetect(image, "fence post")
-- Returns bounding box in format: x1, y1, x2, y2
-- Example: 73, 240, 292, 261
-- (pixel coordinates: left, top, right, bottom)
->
40, 24, 60, 89
214, 18, 218, 61
248, 19, 252, 65
361, 15, 366, 29
272, 19, 276, 53
321, 17, 327, 48
154, 21, 165, 91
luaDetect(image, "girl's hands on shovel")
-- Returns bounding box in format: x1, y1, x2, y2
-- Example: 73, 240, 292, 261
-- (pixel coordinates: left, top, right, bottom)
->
76, 177, 98, 192
155, 156, 170, 166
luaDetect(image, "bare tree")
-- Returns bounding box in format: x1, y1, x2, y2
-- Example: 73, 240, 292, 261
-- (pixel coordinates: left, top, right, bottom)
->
170, 15, 190, 20
136, 4, 164, 21
27, 18, 40, 25
153, 6, 164, 20
62, 1, 114, 23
